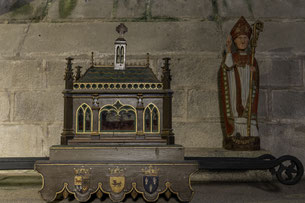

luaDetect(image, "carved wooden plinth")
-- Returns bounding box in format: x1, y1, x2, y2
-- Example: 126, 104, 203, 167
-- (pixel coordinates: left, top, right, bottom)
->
35, 145, 198, 202
35, 160, 198, 202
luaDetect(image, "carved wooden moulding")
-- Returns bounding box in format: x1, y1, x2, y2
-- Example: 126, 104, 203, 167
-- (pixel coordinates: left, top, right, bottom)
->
35, 161, 197, 202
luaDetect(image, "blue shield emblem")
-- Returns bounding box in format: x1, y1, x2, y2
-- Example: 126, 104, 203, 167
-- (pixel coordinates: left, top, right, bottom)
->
143, 176, 159, 194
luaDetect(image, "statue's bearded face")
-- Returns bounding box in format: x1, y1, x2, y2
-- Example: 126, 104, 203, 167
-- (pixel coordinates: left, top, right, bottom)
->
234, 35, 249, 50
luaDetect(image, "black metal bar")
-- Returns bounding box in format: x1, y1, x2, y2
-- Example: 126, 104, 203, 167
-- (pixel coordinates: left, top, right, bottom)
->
185, 154, 304, 185
0, 157, 49, 170
185, 157, 276, 170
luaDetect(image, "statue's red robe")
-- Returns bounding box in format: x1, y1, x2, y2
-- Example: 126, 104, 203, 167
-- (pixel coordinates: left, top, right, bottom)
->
220, 52, 259, 136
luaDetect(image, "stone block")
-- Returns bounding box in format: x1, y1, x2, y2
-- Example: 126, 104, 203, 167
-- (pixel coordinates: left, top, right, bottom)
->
169, 56, 220, 90
261, 123, 305, 165
0, 24, 27, 58
268, 124, 291, 156
151, 0, 213, 19
44, 122, 62, 156
20, 22, 113, 58
252, 0, 305, 18
0, 60, 45, 90
0, 124, 44, 157
0, 92, 10, 122
259, 59, 269, 88
258, 22, 305, 53
45, 60, 66, 88
258, 89, 267, 119
258, 123, 305, 177
259, 123, 273, 148
47, 0, 113, 20
0, 0, 48, 21
259, 58, 302, 87
116, 0, 146, 18
173, 121, 223, 148
20, 22, 221, 58
46, 59, 94, 88
187, 90, 220, 120
172, 89, 187, 119
292, 125, 305, 149
218, 0, 305, 19
271, 90, 305, 119
218, 0, 254, 18
14, 90, 63, 122
45, 56, 95, 87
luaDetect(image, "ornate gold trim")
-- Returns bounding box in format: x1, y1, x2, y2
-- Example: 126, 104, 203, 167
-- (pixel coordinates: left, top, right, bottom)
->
169, 169, 197, 202
73, 82, 163, 90
131, 175, 196, 202
75, 103, 93, 134
143, 103, 161, 134
132, 182, 169, 202
36, 166, 197, 202
53, 183, 69, 201
49, 182, 103, 202
36, 172, 45, 192
99, 181, 134, 202
187, 170, 198, 201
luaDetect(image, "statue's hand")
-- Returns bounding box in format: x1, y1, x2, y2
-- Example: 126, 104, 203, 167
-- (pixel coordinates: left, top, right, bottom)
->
250, 66, 256, 72
226, 36, 232, 53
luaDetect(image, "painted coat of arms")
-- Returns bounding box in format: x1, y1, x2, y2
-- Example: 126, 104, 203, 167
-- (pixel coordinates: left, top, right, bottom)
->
74, 168, 91, 194
142, 165, 160, 194
109, 167, 126, 193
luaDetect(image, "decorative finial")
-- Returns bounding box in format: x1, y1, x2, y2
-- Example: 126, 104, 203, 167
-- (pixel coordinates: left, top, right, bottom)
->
161, 57, 172, 89
116, 23, 128, 38
162, 57, 171, 70
64, 57, 74, 89
146, 53, 150, 67
65, 57, 74, 73
75, 66, 82, 81
91, 52, 94, 66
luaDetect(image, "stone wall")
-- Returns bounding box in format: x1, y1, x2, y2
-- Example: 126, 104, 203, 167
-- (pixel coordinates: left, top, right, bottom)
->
0, 0, 304, 165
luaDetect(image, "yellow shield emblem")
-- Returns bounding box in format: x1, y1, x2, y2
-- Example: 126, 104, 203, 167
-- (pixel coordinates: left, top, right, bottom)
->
110, 176, 125, 193
74, 170, 90, 193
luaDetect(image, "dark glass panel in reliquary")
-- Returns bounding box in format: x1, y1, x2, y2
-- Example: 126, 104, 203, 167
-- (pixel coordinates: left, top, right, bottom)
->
85, 108, 91, 132
152, 108, 159, 132
78, 109, 84, 132
144, 108, 151, 132
100, 110, 136, 132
